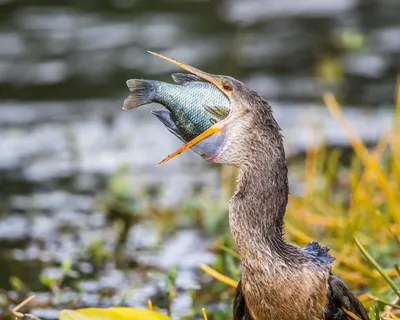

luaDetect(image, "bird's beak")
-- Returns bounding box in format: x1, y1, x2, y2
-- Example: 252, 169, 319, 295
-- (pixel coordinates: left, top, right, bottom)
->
156, 120, 226, 166
147, 51, 229, 96
148, 51, 230, 166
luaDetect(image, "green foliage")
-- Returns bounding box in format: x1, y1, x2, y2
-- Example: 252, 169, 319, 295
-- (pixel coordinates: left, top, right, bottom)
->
148, 266, 179, 316
179, 189, 229, 235
339, 29, 366, 50
39, 257, 79, 298
81, 240, 112, 268
355, 238, 400, 299
39, 273, 57, 288
9, 276, 25, 292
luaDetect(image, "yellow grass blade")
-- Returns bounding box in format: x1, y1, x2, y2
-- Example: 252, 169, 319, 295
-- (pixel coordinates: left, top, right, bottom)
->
199, 264, 238, 288
323, 93, 369, 160
323, 92, 399, 222
368, 295, 400, 308
12, 295, 38, 319
202, 308, 209, 320
393, 75, 400, 194
386, 310, 399, 320
342, 307, 361, 320
348, 132, 391, 230
382, 297, 400, 319
60, 308, 171, 320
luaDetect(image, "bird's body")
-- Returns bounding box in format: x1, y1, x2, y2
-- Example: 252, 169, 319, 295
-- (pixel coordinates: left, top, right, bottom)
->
224, 95, 368, 319
123, 52, 370, 320
223, 92, 330, 320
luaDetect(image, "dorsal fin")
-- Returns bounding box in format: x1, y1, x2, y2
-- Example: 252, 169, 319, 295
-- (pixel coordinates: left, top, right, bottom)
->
171, 73, 204, 85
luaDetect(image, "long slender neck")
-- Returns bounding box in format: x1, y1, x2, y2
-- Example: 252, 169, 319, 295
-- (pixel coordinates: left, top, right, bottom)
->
229, 132, 300, 265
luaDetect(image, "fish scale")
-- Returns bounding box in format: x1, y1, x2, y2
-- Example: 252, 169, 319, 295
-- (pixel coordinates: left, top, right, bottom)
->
154, 81, 229, 140
123, 73, 231, 158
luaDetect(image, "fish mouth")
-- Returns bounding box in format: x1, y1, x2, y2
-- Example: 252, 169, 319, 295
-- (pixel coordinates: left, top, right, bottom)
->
148, 51, 232, 166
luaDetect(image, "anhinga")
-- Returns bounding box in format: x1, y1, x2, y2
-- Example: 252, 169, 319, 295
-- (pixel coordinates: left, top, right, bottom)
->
125, 52, 370, 320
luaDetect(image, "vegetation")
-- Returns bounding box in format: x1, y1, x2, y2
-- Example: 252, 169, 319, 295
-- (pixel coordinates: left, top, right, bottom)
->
190, 86, 400, 319
4, 83, 400, 319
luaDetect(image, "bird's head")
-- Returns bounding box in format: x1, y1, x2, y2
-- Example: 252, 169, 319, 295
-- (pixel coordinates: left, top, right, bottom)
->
149, 52, 280, 167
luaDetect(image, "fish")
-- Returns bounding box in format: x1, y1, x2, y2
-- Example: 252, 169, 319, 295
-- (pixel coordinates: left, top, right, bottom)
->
123, 72, 231, 158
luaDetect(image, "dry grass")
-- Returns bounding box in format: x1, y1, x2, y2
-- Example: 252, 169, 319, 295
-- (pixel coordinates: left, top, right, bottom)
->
286, 83, 400, 318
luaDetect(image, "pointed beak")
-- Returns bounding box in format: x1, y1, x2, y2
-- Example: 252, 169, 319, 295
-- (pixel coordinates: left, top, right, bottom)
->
156, 121, 226, 166
148, 51, 226, 94
148, 51, 230, 166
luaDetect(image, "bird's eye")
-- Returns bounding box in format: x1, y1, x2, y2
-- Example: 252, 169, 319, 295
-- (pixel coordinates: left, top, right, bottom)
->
222, 79, 233, 91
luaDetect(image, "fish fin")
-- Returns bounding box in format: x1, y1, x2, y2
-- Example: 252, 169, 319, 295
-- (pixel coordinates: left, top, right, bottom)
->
123, 79, 155, 110
151, 110, 185, 142
171, 73, 204, 85
204, 105, 230, 120
151, 110, 175, 129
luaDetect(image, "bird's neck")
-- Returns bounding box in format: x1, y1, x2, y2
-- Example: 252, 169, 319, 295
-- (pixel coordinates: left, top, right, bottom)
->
227, 119, 331, 320
229, 134, 295, 265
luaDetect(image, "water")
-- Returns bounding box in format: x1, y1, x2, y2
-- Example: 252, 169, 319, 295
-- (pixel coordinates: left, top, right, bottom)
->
0, 0, 399, 318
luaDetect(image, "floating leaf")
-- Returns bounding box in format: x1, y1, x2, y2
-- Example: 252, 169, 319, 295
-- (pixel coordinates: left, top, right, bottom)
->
60, 308, 172, 320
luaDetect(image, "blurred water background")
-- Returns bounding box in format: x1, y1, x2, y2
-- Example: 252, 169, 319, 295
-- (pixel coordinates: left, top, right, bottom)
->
0, 0, 399, 319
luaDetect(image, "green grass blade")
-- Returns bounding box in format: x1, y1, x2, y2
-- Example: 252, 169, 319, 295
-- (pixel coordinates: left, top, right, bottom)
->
395, 263, 400, 278
369, 295, 400, 308
354, 237, 400, 299
219, 245, 240, 260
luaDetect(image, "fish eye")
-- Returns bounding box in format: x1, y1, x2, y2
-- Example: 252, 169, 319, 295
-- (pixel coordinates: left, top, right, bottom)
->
222, 79, 233, 92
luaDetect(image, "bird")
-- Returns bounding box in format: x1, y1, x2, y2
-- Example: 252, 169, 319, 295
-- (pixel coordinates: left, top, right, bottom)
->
123, 52, 370, 320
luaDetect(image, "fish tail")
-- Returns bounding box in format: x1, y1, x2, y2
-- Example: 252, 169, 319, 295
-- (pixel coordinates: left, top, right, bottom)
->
123, 80, 156, 110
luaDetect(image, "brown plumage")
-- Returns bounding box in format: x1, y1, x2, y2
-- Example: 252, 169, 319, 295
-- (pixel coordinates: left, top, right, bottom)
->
208, 80, 369, 320
128, 52, 370, 320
